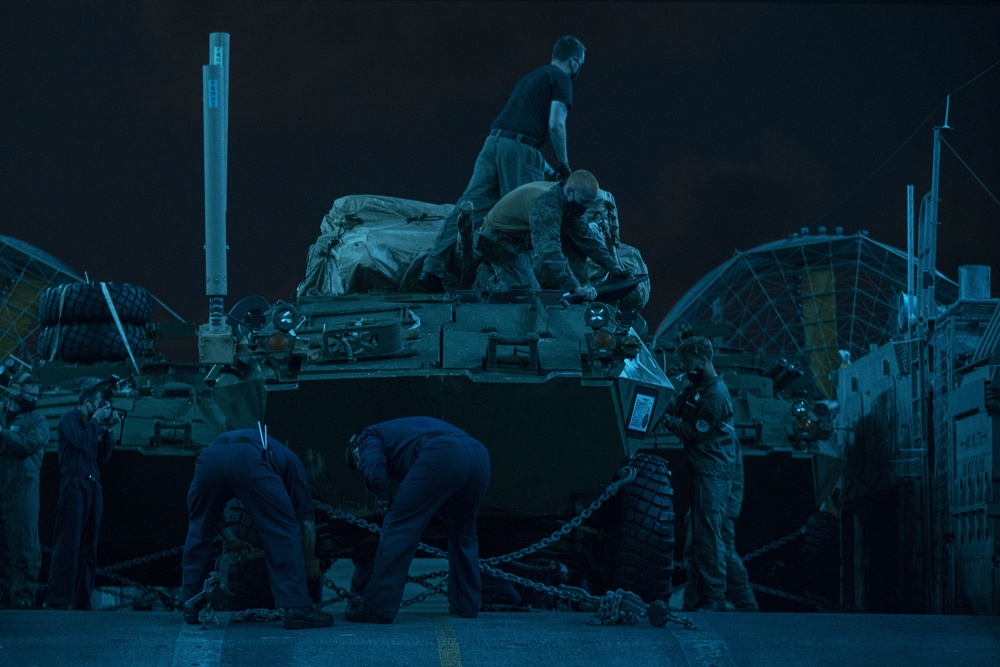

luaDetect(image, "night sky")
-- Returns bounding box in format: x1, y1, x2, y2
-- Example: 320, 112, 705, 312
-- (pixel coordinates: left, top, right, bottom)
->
3, 3, 999, 339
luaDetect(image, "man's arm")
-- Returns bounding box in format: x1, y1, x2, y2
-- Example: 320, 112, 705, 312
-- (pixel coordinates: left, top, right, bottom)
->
664, 388, 729, 444
548, 100, 569, 168
214, 517, 255, 552
530, 193, 580, 292
0, 414, 50, 458
564, 224, 620, 274
356, 432, 392, 503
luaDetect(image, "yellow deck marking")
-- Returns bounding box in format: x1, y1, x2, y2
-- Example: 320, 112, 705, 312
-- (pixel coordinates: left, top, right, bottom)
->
434, 616, 463, 667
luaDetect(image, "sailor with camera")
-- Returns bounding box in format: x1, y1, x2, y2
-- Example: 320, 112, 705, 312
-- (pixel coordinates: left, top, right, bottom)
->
44, 384, 120, 610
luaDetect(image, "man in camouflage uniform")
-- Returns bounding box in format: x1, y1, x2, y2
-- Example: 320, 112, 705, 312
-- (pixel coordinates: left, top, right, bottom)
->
661, 336, 737, 612
0, 375, 50, 609
682, 440, 759, 612
473, 170, 626, 299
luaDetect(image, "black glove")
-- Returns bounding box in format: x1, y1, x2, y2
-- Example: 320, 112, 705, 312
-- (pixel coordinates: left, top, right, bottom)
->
377, 498, 392, 521
554, 162, 571, 182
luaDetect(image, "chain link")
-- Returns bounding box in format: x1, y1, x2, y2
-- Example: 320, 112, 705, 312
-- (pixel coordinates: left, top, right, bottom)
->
740, 525, 806, 563
232, 607, 285, 623
69, 464, 687, 626
96, 545, 184, 574
313, 465, 696, 628
315, 465, 637, 566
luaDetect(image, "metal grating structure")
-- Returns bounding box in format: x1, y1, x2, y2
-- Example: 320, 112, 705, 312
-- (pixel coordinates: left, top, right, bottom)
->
0, 235, 83, 364
654, 230, 959, 397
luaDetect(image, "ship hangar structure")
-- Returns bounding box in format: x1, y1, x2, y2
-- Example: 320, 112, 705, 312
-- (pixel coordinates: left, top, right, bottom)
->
650, 227, 997, 615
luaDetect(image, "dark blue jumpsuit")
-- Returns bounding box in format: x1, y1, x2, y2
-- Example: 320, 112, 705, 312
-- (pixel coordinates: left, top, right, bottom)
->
180, 430, 314, 609
45, 408, 114, 610
355, 417, 491, 619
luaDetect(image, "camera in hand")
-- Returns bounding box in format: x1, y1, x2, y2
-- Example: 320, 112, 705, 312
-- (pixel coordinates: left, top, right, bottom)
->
101, 407, 128, 425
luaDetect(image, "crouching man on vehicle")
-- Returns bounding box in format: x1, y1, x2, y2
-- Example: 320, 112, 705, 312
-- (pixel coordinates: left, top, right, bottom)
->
180, 427, 334, 629
344, 417, 491, 623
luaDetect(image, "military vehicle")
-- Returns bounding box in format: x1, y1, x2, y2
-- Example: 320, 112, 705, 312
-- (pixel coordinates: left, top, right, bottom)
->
2, 33, 683, 612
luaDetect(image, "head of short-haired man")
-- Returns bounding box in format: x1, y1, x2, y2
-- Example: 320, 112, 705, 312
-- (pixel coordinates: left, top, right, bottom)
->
552, 35, 586, 79
676, 335, 718, 386
563, 170, 599, 217
78, 385, 110, 423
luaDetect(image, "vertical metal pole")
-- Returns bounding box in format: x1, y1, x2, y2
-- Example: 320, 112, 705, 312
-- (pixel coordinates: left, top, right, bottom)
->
906, 184, 914, 332
204, 33, 229, 328
906, 185, 914, 297
199, 33, 235, 366
921, 96, 950, 323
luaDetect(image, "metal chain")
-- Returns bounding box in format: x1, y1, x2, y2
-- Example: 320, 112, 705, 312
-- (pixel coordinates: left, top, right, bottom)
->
315, 465, 638, 566
401, 577, 449, 608
96, 545, 184, 574
749, 583, 820, 608
232, 608, 285, 623
315, 465, 696, 628
483, 466, 637, 566
740, 525, 806, 563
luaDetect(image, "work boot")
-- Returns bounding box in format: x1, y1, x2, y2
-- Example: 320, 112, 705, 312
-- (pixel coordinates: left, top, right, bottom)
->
693, 600, 726, 612
418, 272, 445, 293
283, 605, 335, 629
182, 602, 203, 625
448, 605, 478, 619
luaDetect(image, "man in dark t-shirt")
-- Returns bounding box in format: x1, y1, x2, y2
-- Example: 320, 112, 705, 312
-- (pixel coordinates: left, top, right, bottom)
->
420, 35, 586, 292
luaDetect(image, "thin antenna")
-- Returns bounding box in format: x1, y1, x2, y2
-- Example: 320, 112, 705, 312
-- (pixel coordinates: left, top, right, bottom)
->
942, 95, 951, 130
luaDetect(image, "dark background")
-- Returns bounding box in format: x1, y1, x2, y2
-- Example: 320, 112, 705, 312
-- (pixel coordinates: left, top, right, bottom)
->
3, 2, 998, 342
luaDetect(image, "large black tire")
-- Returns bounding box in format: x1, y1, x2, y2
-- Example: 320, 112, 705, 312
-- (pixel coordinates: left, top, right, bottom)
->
612, 452, 675, 603
36, 322, 146, 362
215, 499, 276, 611
38, 282, 152, 326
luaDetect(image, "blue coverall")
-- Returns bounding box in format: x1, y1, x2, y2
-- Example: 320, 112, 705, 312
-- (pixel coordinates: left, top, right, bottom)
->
180, 430, 315, 609
354, 417, 491, 619
45, 408, 114, 610
0, 399, 51, 607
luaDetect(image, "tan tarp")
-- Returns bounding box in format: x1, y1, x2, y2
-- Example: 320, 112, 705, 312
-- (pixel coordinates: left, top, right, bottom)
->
297, 191, 650, 310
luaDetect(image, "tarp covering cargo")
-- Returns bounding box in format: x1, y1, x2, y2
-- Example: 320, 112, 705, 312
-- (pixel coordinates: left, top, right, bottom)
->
297, 191, 650, 310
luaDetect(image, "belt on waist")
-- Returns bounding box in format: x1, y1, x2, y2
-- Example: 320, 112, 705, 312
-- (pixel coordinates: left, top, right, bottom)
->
489, 129, 541, 150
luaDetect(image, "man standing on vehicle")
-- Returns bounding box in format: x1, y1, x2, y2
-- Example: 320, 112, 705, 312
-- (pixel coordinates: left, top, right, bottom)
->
419, 35, 586, 293
473, 170, 629, 299
45, 385, 118, 610
660, 336, 737, 612
180, 427, 334, 629
0, 374, 50, 609
344, 417, 491, 623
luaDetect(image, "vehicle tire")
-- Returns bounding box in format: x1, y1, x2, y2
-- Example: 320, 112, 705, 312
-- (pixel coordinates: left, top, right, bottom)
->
216, 499, 276, 611
38, 282, 152, 326
612, 452, 675, 603
36, 322, 146, 362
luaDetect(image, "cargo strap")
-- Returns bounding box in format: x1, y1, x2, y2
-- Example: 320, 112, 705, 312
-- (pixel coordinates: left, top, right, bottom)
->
100, 282, 141, 375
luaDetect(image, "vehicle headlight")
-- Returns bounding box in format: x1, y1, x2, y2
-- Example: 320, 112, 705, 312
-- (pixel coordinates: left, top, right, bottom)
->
584, 302, 612, 330
272, 305, 298, 332
592, 330, 616, 358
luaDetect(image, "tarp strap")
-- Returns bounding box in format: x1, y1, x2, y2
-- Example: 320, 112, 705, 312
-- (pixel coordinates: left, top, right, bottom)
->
100, 282, 141, 376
